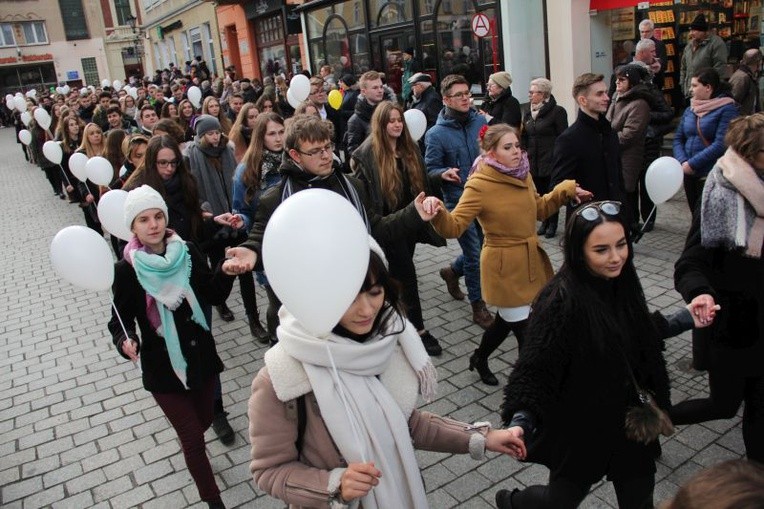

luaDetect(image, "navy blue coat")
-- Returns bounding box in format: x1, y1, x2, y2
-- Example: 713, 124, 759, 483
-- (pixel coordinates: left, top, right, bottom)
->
672, 101, 738, 178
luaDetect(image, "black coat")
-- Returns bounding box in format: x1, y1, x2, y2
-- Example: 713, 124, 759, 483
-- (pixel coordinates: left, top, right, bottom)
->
109, 242, 234, 392
551, 110, 625, 204
674, 212, 764, 376
482, 88, 522, 129
240, 159, 426, 271
521, 96, 568, 179
501, 273, 684, 485
345, 97, 378, 156
412, 85, 443, 133
338, 88, 360, 151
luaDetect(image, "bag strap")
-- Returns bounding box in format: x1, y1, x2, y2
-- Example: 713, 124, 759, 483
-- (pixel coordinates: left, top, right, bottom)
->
295, 394, 307, 458
696, 116, 711, 147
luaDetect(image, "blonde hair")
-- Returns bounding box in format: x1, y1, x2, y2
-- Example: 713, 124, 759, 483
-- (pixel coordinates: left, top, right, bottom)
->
202, 96, 232, 135
479, 124, 520, 153
78, 122, 105, 157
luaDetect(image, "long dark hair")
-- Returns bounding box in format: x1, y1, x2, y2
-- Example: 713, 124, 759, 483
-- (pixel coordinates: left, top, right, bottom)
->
241, 112, 284, 204
125, 135, 204, 241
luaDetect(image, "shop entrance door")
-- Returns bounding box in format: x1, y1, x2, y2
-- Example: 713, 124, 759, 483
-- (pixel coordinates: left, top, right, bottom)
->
370, 30, 415, 98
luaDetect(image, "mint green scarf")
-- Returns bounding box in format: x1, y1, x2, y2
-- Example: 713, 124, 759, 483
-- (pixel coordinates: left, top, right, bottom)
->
127, 233, 209, 389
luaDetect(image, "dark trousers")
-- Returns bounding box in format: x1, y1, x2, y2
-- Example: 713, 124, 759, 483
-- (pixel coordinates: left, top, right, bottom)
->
532, 175, 559, 232
670, 371, 764, 463
683, 175, 705, 216
512, 472, 654, 509
476, 314, 528, 358
264, 284, 281, 342
81, 204, 103, 235
386, 238, 425, 331
42, 165, 62, 195
152, 377, 221, 503
635, 137, 660, 223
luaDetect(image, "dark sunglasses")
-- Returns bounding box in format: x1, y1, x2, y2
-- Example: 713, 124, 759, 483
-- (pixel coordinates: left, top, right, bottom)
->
574, 201, 621, 221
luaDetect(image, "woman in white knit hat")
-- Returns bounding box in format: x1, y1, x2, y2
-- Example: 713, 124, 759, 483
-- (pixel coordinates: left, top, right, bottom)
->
108, 185, 236, 509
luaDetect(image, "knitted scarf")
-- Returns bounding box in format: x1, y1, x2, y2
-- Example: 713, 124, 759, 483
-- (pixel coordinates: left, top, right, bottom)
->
690, 96, 736, 118
469, 151, 530, 181
701, 148, 764, 258
123, 231, 209, 388
275, 307, 436, 509
260, 149, 283, 189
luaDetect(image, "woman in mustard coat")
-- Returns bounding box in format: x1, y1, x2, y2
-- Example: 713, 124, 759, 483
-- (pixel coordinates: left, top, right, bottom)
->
423, 124, 591, 385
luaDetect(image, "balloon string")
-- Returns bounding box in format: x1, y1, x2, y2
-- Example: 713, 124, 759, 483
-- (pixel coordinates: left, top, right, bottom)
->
58, 164, 72, 187
325, 342, 368, 464
633, 205, 657, 245
110, 297, 140, 370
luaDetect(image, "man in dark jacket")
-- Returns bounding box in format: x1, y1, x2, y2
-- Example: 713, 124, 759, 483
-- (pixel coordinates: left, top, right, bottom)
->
424, 74, 493, 329
729, 48, 762, 116
409, 73, 442, 133
345, 70, 388, 155
222, 116, 442, 354
551, 73, 625, 217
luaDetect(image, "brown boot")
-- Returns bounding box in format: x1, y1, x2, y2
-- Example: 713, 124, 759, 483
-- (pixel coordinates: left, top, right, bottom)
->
471, 300, 494, 330
439, 266, 465, 300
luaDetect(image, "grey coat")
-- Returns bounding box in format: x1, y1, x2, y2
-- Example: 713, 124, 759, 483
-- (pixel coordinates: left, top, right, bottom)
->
187, 137, 237, 215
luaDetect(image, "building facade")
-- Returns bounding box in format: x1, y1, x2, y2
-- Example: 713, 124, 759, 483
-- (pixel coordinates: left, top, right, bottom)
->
139, 0, 222, 77
0, 0, 112, 95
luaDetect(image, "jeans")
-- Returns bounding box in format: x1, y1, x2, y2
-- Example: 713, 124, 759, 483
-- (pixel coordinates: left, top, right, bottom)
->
443, 188, 483, 303
152, 377, 221, 503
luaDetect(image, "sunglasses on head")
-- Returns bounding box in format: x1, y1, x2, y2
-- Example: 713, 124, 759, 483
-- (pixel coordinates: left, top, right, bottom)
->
574, 201, 621, 222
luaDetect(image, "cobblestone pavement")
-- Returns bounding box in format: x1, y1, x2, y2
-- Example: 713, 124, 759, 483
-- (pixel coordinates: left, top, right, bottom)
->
0, 127, 744, 508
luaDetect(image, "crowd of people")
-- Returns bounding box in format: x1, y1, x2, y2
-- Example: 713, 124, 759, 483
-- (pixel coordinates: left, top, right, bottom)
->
7, 23, 763, 507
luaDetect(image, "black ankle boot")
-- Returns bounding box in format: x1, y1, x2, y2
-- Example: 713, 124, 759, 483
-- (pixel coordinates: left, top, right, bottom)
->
468, 350, 498, 386
495, 488, 518, 509
247, 314, 270, 344
536, 219, 548, 236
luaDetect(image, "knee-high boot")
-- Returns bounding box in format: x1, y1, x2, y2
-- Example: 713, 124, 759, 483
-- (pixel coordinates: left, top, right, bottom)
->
469, 313, 512, 386
264, 284, 281, 345
510, 319, 529, 352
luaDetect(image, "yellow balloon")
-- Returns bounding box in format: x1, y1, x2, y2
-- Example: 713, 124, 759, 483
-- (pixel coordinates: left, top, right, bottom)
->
327, 89, 343, 110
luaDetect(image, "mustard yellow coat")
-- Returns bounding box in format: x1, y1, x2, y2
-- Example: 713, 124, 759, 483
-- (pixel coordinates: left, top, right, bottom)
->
431, 162, 576, 308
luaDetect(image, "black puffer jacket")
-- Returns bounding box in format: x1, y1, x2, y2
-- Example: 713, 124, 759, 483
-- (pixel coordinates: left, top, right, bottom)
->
521, 95, 568, 178
482, 87, 521, 128
345, 96, 378, 155
412, 85, 443, 132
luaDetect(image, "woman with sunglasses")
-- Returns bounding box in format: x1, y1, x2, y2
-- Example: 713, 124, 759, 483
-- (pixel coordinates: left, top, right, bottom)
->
494, 201, 714, 509
672, 113, 764, 463
423, 124, 591, 385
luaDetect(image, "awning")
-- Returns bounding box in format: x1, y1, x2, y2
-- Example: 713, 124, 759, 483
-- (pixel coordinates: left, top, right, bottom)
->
589, 0, 660, 10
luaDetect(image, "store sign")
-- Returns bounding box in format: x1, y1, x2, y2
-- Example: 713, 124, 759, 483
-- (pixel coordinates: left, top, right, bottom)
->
67, 70, 80, 80
0, 53, 53, 65
471, 13, 491, 38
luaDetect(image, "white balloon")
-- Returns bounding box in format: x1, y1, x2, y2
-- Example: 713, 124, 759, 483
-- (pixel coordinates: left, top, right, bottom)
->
289, 74, 311, 102
4, 94, 11, 102
14, 95, 27, 112
286, 88, 301, 110
262, 189, 370, 335
645, 156, 684, 205
62, 85, 70, 94
20, 111, 31, 127
68, 152, 89, 181
50, 226, 114, 291
42, 141, 63, 164
6, 97, 15, 111
97, 190, 132, 241
127, 87, 138, 100
18, 129, 32, 145
101, 79, 111, 88
25, 89, 36, 98
55, 87, 63, 95
86, 156, 114, 187
112, 80, 123, 91
404, 109, 427, 142
80, 87, 89, 96
187, 86, 202, 108
34, 107, 52, 130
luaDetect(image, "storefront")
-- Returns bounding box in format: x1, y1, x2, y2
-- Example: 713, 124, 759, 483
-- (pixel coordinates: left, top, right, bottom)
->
300, 0, 503, 95
245, 0, 304, 79
590, 0, 763, 108
0, 56, 56, 97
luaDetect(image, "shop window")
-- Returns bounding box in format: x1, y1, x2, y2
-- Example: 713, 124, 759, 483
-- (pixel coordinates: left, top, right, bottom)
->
59, 0, 89, 40
0, 24, 16, 47
180, 32, 191, 63
202, 23, 217, 75
434, 0, 485, 87
324, 16, 350, 69
419, 0, 435, 16
369, 0, 412, 27
81, 57, 100, 86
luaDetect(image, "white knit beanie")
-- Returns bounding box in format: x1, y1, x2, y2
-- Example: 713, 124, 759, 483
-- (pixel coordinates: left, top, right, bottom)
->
124, 185, 169, 229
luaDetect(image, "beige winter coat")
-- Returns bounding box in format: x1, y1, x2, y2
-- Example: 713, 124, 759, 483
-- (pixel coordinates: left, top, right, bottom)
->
606, 85, 651, 193
248, 354, 486, 508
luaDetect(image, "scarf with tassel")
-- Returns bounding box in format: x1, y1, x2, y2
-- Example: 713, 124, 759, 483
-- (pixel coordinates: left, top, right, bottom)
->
469, 151, 531, 181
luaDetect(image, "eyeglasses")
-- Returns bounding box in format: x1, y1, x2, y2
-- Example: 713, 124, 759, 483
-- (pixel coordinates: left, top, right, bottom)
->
156, 159, 179, 168
296, 143, 334, 158
447, 91, 471, 99
574, 201, 621, 222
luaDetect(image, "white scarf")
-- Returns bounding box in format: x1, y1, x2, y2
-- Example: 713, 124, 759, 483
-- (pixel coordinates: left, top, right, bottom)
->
272, 307, 436, 509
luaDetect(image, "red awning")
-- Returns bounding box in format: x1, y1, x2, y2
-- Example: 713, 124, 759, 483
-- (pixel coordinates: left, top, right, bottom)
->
589, 0, 658, 10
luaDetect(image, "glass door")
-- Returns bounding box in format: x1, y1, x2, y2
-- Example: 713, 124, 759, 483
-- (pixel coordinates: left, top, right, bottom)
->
370, 30, 415, 98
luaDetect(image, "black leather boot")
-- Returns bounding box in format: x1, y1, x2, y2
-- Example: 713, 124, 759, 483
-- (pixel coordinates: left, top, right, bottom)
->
468, 350, 498, 386
247, 314, 270, 344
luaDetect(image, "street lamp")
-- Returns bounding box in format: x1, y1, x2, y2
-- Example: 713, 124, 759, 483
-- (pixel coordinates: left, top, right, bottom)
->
125, 15, 143, 76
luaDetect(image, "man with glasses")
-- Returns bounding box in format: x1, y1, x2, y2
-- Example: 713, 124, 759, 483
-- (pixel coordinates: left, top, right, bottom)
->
345, 71, 389, 155
551, 73, 626, 221
424, 74, 493, 330
224, 116, 441, 352
308, 76, 340, 141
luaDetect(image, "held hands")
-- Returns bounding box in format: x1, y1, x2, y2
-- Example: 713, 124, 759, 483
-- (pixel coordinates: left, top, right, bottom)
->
687, 294, 720, 328
682, 162, 694, 176
340, 462, 381, 502
441, 168, 462, 184
121, 338, 139, 362
221, 247, 256, 275
214, 212, 244, 230
486, 427, 527, 460
415, 192, 442, 221
573, 185, 594, 205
